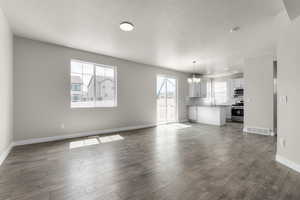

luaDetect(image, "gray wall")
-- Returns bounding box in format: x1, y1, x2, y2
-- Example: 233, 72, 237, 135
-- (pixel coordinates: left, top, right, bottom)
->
277, 16, 300, 165
0, 9, 13, 155
244, 55, 274, 132
13, 37, 189, 141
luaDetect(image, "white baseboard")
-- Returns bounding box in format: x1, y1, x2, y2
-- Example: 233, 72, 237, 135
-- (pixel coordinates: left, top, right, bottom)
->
276, 154, 300, 173
0, 143, 13, 166
0, 124, 157, 166
243, 126, 274, 136
0, 121, 187, 165
13, 124, 157, 146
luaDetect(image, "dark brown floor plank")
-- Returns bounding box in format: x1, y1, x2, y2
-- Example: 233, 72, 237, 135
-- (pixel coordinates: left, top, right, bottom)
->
0, 123, 299, 200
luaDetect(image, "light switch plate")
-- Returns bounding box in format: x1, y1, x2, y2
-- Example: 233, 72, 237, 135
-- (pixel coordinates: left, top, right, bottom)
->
281, 96, 288, 104
279, 138, 286, 148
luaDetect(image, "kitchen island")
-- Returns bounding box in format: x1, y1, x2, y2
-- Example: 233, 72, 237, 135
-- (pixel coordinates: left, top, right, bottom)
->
188, 105, 228, 126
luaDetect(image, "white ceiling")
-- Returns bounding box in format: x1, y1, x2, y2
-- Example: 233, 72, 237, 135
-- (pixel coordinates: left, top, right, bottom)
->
0, 0, 290, 74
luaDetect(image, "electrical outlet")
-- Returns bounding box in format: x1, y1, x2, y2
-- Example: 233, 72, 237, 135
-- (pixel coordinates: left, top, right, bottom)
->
61, 123, 65, 129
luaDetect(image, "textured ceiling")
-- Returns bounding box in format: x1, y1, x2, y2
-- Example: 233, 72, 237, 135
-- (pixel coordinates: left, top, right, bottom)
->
0, 0, 290, 74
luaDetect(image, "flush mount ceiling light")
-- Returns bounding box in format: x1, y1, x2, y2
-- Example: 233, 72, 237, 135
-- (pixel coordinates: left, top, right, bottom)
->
230, 26, 240, 32
120, 21, 134, 31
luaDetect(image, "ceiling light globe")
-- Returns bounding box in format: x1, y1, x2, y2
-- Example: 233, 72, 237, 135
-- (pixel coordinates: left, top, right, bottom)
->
120, 22, 134, 31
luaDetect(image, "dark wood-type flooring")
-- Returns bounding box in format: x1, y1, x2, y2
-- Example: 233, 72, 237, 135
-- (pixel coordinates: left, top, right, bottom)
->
1, 123, 300, 200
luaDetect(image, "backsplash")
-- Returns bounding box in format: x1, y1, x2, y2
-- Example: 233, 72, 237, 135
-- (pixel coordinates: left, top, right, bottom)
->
187, 73, 243, 106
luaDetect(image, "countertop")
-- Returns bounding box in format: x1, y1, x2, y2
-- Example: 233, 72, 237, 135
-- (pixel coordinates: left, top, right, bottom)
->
187, 104, 231, 107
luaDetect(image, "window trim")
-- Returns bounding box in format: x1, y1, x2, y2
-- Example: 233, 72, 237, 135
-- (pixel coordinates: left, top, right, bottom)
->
70, 59, 117, 108
212, 80, 228, 105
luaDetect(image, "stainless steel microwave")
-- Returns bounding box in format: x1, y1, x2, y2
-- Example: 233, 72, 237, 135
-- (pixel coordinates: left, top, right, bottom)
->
234, 88, 244, 97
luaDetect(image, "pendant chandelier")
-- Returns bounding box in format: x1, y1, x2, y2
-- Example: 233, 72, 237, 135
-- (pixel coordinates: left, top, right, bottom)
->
187, 61, 201, 83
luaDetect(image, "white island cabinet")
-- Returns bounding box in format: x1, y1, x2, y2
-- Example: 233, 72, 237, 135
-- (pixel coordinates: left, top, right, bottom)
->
188, 106, 227, 126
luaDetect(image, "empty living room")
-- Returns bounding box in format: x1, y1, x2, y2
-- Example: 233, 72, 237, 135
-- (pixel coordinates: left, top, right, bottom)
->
1, 0, 300, 199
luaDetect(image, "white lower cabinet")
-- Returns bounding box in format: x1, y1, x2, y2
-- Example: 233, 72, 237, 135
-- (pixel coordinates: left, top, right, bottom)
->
188, 106, 227, 126
188, 106, 197, 121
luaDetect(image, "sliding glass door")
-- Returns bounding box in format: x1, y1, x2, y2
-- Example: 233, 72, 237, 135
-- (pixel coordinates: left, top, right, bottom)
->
157, 75, 177, 124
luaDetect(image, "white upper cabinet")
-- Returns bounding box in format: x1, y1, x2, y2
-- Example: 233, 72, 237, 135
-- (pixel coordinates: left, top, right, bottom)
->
189, 82, 200, 97
200, 79, 207, 98
232, 78, 244, 89
188, 80, 207, 98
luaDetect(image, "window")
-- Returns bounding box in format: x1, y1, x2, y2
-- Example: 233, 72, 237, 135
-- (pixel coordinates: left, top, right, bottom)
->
71, 83, 81, 91
72, 94, 81, 102
70, 60, 117, 108
213, 81, 227, 104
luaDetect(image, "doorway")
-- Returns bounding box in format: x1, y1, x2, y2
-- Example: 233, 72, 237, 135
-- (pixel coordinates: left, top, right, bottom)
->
156, 75, 177, 124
